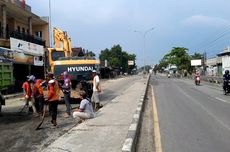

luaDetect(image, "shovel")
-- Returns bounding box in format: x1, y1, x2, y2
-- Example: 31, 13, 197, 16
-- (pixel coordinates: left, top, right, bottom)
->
35, 103, 48, 130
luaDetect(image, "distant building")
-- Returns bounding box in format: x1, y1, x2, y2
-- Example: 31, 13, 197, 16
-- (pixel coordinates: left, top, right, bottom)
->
217, 46, 230, 75
205, 56, 222, 76
0, 0, 49, 91
165, 64, 177, 74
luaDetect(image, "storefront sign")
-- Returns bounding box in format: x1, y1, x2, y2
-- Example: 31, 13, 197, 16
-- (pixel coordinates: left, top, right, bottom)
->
0, 47, 34, 65
10, 37, 44, 55
34, 56, 44, 66
0, 47, 14, 60
13, 52, 34, 64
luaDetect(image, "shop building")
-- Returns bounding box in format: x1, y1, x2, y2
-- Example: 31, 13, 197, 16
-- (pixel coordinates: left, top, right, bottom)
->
0, 0, 49, 91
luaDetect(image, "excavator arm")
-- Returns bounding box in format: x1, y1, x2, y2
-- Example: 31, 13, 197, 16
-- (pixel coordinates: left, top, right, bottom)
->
53, 27, 72, 57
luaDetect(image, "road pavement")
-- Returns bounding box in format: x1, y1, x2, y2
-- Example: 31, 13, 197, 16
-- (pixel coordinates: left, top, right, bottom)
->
152, 75, 230, 152
41, 74, 149, 152
0, 75, 148, 152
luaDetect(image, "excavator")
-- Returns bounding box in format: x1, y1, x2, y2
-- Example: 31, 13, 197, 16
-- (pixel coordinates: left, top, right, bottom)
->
46, 27, 100, 99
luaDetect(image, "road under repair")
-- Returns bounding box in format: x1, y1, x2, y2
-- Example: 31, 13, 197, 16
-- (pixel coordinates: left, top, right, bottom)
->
0, 76, 139, 152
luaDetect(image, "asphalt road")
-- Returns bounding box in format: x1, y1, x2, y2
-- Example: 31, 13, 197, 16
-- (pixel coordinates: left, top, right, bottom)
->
152, 75, 230, 152
0, 75, 140, 152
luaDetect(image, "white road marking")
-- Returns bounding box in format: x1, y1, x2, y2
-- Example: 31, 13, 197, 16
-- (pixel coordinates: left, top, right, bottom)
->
215, 97, 228, 103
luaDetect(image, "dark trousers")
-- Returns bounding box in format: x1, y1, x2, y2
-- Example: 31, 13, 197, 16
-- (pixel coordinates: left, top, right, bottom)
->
49, 101, 58, 121
35, 96, 44, 113
64, 92, 71, 115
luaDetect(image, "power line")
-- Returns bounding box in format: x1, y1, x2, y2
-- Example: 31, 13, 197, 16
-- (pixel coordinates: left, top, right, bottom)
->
190, 24, 230, 52
203, 34, 230, 50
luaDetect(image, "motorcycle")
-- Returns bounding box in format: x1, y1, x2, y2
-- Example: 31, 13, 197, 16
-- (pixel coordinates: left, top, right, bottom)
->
195, 76, 200, 85
223, 79, 230, 95
167, 73, 171, 78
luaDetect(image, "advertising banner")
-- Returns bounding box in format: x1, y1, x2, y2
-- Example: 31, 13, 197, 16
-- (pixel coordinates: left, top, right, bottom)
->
10, 37, 44, 55
0, 47, 14, 60
0, 47, 34, 65
191, 59, 202, 66
34, 56, 44, 66
128, 60, 134, 65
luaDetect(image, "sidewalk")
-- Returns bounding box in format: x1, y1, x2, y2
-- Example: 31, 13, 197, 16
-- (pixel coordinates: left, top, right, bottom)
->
42, 75, 150, 152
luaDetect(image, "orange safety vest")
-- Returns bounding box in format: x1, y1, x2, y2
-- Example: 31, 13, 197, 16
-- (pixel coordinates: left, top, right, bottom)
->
48, 80, 60, 102
33, 79, 44, 97
22, 81, 32, 97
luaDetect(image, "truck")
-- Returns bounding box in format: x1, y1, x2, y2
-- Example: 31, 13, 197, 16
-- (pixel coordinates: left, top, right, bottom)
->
0, 57, 13, 112
46, 27, 100, 99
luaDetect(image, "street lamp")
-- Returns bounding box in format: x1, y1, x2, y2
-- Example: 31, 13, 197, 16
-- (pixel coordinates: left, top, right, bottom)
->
134, 27, 154, 72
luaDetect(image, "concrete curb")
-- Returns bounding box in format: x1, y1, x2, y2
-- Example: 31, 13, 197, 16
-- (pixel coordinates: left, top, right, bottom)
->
3, 93, 23, 100
122, 74, 150, 152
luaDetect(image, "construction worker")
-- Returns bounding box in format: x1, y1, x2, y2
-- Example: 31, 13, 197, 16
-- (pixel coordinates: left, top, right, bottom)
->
33, 79, 45, 114
91, 70, 103, 110
61, 71, 72, 118
46, 72, 56, 115
47, 78, 60, 127
22, 75, 38, 116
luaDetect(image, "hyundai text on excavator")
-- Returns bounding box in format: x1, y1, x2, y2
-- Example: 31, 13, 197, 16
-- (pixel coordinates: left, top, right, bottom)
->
46, 27, 100, 99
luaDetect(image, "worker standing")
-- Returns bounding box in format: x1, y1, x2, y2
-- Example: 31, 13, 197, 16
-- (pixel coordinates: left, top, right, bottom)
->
47, 78, 60, 127
33, 79, 45, 114
61, 71, 72, 118
22, 75, 38, 117
46, 72, 56, 116
91, 70, 103, 110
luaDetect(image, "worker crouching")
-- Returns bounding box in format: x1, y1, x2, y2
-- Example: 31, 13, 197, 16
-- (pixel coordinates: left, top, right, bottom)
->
73, 90, 95, 122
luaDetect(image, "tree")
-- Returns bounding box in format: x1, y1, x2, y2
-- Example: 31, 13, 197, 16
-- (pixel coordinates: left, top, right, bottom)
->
191, 52, 203, 59
160, 47, 191, 74
157, 46, 207, 75
79, 49, 96, 57
86, 51, 96, 57
99, 44, 136, 73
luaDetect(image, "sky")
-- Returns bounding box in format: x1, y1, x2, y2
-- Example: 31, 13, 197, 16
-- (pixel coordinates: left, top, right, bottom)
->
27, 0, 230, 67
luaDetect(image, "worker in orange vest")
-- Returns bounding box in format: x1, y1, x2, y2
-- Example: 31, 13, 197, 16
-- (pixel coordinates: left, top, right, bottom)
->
47, 78, 60, 127
22, 75, 38, 116
33, 79, 45, 114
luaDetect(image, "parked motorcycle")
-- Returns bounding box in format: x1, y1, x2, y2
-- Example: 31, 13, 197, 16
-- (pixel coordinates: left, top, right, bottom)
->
195, 76, 200, 85
223, 79, 230, 95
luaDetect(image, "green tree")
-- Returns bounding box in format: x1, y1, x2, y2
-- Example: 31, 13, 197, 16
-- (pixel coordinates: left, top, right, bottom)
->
86, 51, 96, 57
161, 47, 191, 74
99, 44, 136, 73
157, 47, 205, 75
191, 52, 203, 59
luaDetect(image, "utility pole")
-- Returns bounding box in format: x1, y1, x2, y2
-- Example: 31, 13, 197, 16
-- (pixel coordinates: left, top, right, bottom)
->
203, 51, 207, 76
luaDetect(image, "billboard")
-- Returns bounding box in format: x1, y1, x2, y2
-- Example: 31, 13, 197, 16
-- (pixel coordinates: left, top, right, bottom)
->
128, 60, 134, 65
191, 59, 202, 66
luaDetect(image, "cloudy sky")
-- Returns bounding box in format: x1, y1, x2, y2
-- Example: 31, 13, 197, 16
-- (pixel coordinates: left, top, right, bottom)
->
27, 0, 230, 67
